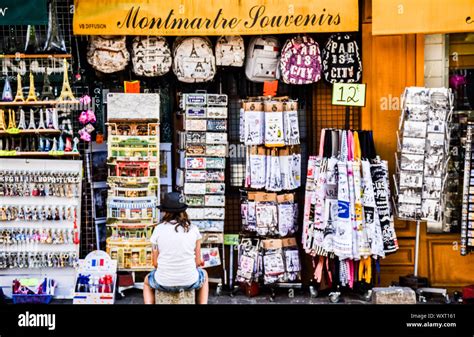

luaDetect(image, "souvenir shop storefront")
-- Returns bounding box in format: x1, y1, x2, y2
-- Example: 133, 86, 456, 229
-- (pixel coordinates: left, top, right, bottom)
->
0, 0, 472, 304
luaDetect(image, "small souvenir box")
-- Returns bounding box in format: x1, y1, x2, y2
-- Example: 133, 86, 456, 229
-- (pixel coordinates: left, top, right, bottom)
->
106, 241, 153, 269
73, 250, 117, 305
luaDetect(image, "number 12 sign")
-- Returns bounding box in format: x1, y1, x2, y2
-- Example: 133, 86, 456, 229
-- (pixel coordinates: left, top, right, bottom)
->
332, 83, 366, 107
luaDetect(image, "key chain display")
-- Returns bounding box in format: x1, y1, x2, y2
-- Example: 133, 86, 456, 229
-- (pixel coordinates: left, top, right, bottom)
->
237, 97, 302, 288
302, 129, 398, 290
0, 158, 82, 298
105, 93, 160, 271
177, 93, 227, 268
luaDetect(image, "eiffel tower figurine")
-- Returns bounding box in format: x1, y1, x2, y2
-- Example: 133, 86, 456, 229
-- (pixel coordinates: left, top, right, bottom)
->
45, 108, 53, 129
58, 59, 75, 102
13, 74, 25, 102
27, 109, 36, 130
26, 72, 38, 102
17, 109, 26, 130
0, 109, 6, 131
7, 109, 16, 129
41, 68, 55, 101
2, 77, 13, 101
37, 108, 46, 129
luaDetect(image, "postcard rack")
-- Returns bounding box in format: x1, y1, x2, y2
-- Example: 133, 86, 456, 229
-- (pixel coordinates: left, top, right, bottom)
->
177, 92, 228, 293
393, 87, 453, 224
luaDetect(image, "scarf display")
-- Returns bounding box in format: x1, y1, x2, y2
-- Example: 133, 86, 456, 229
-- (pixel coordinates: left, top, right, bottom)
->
303, 128, 399, 288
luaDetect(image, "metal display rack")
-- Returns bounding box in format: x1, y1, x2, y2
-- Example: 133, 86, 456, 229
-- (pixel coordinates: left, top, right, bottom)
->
177, 92, 228, 294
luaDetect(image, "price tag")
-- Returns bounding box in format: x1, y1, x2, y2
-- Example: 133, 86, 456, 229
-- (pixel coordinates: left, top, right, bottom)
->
0, 150, 17, 156
6, 128, 20, 134
48, 150, 65, 156
332, 83, 366, 107
224, 234, 239, 246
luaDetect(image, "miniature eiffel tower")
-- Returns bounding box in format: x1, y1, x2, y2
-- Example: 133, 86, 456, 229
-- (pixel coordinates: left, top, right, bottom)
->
2, 77, 13, 101
26, 72, 38, 102
27, 109, 36, 130
0, 109, 6, 130
37, 108, 46, 129
41, 68, 55, 101
13, 74, 25, 102
7, 109, 16, 129
57, 59, 75, 102
17, 109, 26, 130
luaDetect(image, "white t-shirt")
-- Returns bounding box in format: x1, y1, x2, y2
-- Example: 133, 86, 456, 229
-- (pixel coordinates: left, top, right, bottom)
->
150, 221, 202, 287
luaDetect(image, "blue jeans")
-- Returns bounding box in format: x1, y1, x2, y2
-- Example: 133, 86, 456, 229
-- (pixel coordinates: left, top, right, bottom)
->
148, 268, 206, 292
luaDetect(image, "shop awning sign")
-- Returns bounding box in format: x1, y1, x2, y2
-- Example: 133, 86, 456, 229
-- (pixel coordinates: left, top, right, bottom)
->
73, 0, 359, 36
373, 0, 474, 35
0, 0, 48, 25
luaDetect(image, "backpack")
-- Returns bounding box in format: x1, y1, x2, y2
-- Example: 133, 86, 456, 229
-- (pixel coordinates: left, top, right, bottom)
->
322, 34, 362, 83
87, 35, 129, 73
280, 36, 321, 85
215, 36, 245, 67
245, 36, 280, 83
131, 36, 172, 77
173, 37, 216, 83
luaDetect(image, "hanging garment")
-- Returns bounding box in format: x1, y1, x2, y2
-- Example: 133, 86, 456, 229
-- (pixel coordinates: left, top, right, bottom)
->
334, 132, 353, 259
256, 202, 279, 236
264, 107, 285, 147
323, 157, 338, 254
303, 156, 319, 253
346, 131, 358, 260
361, 160, 385, 258
244, 109, 265, 145
266, 151, 283, 192
249, 151, 266, 189
283, 102, 300, 145
278, 202, 296, 237
371, 161, 399, 254
353, 132, 369, 258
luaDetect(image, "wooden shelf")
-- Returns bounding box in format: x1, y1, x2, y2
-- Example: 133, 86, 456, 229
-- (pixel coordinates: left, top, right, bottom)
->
0, 129, 61, 135
0, 100, 80, 107
0, 151, 80, 157
0, 54, 72, 59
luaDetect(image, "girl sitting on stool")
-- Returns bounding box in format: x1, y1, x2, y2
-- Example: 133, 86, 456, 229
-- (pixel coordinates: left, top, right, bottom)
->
143, 192, 208, 304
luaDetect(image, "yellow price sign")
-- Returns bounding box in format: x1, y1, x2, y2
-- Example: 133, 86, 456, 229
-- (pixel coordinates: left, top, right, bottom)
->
332, 83, 366, 107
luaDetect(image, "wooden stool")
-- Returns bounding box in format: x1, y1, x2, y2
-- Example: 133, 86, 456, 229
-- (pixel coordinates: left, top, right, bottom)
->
155, 289, 195, 304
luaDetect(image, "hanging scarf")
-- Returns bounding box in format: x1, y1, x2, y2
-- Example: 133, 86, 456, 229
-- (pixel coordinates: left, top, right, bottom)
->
353, 131, 370, 258
361, 160, 385, 258
323, 157, 338, 254
370, 160, 399, 253
311, 157, 328, 256
303, 156, 318, 252
333, 131, 353, 259
346, 131, 358, 260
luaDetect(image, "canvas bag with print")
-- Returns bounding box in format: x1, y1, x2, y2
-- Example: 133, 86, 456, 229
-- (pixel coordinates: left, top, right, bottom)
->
173, 37, 216, 83
132, 36, 172, 77
322, 33, 362, 83
215, 35, 245, 67
245, 36, 280, 82
280, 35, 322, 85
87, 35, 129, 73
